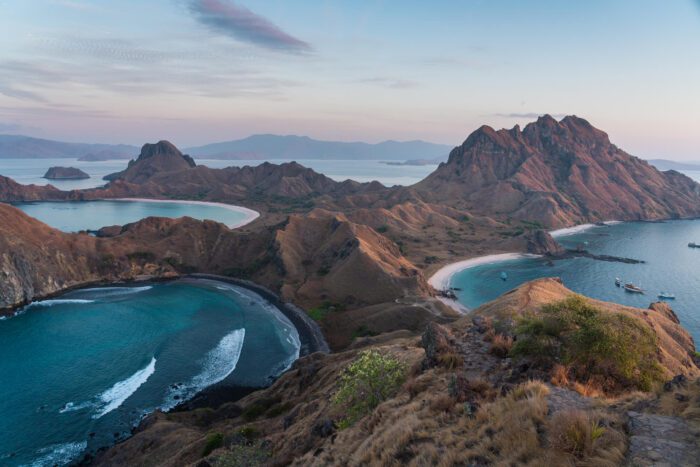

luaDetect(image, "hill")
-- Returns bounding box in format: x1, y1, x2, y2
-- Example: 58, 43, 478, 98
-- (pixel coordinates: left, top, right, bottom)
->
0, 134, 137, 159
185, 134, 451, 161
414, 115, 700, 228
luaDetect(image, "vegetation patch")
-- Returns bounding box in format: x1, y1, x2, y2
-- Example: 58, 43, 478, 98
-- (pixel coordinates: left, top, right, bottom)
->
511, 295, 663, 392
307, 301, 343, 322
333, 350, 407, 428
202, 432, 224, 457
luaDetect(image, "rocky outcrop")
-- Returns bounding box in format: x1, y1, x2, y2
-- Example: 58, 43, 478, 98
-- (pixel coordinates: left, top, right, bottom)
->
103, 141, 196, 183
525, 229, 566, 256
43, 166, 90, 180
415, 115, 700, 228
474, 278, 700, 384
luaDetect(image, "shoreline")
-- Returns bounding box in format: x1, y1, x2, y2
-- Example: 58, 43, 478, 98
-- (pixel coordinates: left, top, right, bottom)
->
549, 220, 621, 238
428, 253, 542, 313
110, 198, 260, 229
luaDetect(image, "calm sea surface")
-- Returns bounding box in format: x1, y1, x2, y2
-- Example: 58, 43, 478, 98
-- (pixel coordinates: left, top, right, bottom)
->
13, 200, 252, 232
0, 158, 439, 189
450, 220, 700, 341
0, 278, 300, 466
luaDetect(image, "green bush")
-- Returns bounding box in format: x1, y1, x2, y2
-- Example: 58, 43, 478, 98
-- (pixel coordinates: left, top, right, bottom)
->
511, 295, 662, 391
332, 350, 407, 428
202, 432, 224, 457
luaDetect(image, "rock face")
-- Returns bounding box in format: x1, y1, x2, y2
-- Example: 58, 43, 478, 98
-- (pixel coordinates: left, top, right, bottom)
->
103, 140, 196, 183
415, 115, 700, 228
43, 166, 90, 180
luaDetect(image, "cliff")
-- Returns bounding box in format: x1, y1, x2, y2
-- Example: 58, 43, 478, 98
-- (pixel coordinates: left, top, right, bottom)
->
415, 115, 700, 228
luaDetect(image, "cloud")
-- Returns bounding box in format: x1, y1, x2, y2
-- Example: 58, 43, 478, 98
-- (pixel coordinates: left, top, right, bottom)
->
188, 0, 312, 53
51, 0, 99, 10
0, 83, 48, 103
356, 77, 418, 89
490, 112, 567, 119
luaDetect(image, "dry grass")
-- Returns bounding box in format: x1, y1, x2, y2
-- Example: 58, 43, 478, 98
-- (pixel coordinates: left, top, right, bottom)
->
548, 409, 625, 465
436, 351, 462, 370
489, 333, 513, 357
657, 378, 700, 424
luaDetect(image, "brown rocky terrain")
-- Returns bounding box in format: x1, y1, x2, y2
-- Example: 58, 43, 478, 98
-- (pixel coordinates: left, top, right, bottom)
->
3, 116, 700, 465
413, 115, 700, 228
93, 279, 700, 466
0, 203, 446, 349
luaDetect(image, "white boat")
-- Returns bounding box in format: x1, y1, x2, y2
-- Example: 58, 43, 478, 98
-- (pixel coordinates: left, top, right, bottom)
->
624, 283, 644, 294
658, 292, 676, 300
614, 277, 621, 287
500, 271, 508, 281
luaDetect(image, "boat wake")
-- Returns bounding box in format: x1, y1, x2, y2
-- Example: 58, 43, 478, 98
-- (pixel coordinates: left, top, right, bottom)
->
94, 357, 157, 418
162, 328, 245, 411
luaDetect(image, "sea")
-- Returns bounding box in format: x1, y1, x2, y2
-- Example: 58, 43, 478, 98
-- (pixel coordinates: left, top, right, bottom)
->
450, 219, 700, 342
0, 279, 300, 466
0, 157, 440, 190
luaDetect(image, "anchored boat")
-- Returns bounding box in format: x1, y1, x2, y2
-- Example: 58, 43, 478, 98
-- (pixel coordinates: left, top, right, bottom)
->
658, 292, 676, 300
689, 242, 700, 248
624, 283, 644, 294
500, 271, 508, 281
615, 277, 621, 287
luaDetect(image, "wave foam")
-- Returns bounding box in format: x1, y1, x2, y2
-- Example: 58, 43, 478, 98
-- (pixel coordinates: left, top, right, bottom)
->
163, 328, 245, 411
59, 400, 94, 414
31, 441, 87, 467
93, 357, 156, 418
81, 286, 153, 296
28, 299, 94, 308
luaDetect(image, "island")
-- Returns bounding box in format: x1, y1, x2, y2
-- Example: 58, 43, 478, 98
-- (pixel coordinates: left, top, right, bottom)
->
43, 166, 90, 180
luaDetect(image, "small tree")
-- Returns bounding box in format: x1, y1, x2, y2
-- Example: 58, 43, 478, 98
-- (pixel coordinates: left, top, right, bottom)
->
332, 350, 406, 428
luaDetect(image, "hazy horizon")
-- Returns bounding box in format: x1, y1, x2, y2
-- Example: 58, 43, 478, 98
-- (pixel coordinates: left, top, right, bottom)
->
1, 1, 699, 159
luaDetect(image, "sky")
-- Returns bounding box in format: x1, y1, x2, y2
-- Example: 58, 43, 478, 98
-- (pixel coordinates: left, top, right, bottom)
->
0, 0, 698, 159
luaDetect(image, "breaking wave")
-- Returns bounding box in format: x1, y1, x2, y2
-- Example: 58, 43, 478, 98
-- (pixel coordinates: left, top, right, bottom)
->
30, 441, 87, 467
93, 357, 157, 418
163, 328, 245, 411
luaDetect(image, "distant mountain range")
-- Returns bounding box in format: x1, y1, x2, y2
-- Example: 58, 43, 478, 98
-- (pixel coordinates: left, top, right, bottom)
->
184, 135, 451, 161
0, 133, 451, 162
0, 135, 138, 159
648, 159, 700, 172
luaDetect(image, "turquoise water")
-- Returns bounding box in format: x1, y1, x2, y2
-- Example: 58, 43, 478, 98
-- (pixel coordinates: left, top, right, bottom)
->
13, 200, 253, 231
0, 158, 439, 189
450, 220, 700, 341
0, 279, 300, 466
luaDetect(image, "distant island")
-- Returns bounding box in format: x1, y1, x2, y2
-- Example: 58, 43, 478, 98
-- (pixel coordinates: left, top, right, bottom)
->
648, 159, 700, 172
381, 158, 442, 166
43, 166, 90, 180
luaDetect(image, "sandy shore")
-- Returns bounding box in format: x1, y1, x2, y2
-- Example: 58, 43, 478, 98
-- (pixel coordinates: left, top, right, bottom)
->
549, 220, 621, 238
428, 253, 541, 313
111, 198, 260, 229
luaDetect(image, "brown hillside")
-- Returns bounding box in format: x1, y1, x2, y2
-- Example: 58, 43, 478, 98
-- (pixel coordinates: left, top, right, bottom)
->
415, 115, 700, 227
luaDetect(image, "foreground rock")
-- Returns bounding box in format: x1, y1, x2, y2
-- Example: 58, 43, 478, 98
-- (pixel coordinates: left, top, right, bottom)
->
43, 166, 90, 180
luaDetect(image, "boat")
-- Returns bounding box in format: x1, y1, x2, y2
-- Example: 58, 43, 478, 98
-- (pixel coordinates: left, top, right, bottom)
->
500, 271, 508, 281
658, 292, 676, 300
623, 283, 644, 294
440, 289, 457, 300
689, 242, 700, 248
614, 277, 621, 287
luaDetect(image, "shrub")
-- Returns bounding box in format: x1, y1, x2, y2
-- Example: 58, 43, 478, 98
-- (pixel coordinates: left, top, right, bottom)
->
437, 351, 462, 369
126, 251, 156, 262
376, 225, 389, 233
202, 432, 224, 457
511, 295, 663, 392
332, 350, 407, 428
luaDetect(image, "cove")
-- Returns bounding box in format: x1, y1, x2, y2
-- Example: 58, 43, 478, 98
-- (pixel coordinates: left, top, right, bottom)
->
448, 219, 700, 341
0, 278, 300, 466
12, 199, 259, 232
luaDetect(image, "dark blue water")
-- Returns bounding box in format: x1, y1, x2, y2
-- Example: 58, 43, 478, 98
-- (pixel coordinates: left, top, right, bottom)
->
451, 220, 700, 341
0, 279, 300, 466
13, 200, 254, 232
